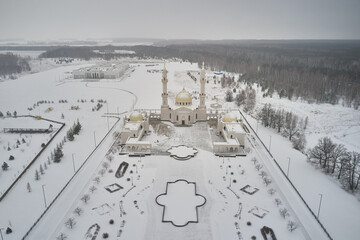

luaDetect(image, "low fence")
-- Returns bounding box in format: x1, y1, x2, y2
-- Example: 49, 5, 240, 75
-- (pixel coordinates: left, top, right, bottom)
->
22, 117, 120, 240
0, 116, 65, 201
238, 110, 333, 240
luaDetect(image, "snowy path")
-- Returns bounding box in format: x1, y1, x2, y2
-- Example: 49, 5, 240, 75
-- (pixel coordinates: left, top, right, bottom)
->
25, 119, 122, 239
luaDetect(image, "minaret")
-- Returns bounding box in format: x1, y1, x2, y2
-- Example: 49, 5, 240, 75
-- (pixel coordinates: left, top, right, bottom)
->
199, 62, 206, 109
161, 61, 169, 107
161, 61, 170, 120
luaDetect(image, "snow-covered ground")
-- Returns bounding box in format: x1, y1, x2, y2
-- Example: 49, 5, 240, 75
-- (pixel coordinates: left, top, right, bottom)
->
0, 117, 62, 197
0, 59, 359, 240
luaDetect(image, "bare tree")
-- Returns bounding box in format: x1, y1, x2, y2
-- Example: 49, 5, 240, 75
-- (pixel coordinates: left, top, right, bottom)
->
81, 194, 90, 204
89, 186, 97, 193
65, 217, 76, 229
268, 188, 276, 195
56, 233, 67, 240
274, 198, 282, 207
255, 164, 263, 171
340, 152, 360, 192
279, 208, 289, 218
99, 169, 106, 176
287, 220, 298, 232
308, 137, 336, 171
263, 177, 272, 186
73, 207, 83, 216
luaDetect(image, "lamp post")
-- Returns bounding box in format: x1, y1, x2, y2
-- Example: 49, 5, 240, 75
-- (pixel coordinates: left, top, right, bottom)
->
0, 227, 4, 240
317, 193, 323, 219
226, 165, 231, 175
106, 102, 110, 131
287, 157, 291, 177
269, 135, 272, 152
42, 184, 47, 208
72, 153, 76, 173
93, 131, 96, 148
133, 164, 138, 174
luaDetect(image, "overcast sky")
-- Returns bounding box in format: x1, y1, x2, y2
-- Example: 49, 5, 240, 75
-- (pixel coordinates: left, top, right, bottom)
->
0, 0, 359, 41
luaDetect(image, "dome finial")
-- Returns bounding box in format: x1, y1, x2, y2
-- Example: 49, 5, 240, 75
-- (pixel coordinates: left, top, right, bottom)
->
202, 61, 204, 69
163, 60, 166, 69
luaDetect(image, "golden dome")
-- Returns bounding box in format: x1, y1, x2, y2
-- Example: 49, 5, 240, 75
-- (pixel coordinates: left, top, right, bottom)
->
223, 112, 238, 122
175, 88, 192, 105
129, 111, 143, 122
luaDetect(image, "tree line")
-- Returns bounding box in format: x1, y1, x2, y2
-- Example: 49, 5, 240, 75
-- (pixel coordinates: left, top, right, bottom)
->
258, 103, 307, 151
0, 53, 30, 77
308, 137, 360, 192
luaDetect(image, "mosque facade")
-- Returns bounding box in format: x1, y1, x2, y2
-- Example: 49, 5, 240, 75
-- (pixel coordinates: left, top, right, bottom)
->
160, 62, 207, 125
120, 62, 246, 155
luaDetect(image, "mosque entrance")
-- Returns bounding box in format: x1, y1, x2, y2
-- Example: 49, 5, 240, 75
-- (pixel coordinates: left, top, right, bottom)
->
182, 120, 185, 125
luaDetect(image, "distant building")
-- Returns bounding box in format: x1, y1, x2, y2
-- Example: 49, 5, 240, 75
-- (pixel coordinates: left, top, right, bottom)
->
72, 63, 129, 79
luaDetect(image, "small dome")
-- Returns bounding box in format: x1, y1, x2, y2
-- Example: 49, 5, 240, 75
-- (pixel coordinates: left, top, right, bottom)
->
175, 88, 192, 105
223, 112, 238, 122
129, 111, 143, 122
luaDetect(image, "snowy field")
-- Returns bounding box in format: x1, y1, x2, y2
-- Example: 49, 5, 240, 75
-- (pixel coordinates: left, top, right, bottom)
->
0, 116, 62, 198
0, 59, 359, 240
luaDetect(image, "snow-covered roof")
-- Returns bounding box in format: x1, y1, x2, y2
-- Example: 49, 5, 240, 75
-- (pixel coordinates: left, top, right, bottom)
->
226, 123, 244, 133
223, 112, 238, 123
124, 122, 141, 131
129, 111, 143, 122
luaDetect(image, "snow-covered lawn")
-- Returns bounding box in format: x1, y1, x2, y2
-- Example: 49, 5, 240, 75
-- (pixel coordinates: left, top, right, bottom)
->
0, 63, 134, 239
0, 116, 62, 198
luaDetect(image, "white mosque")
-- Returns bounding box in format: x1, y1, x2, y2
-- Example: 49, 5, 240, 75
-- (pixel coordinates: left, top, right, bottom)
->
160, 62, 207, 125
120, 62, 246, 155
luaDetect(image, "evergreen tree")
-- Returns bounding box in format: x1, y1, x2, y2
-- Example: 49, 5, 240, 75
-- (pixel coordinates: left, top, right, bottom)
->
35, 169, 40, 180
54, 146, 64, 163
2, 162, 9, 171
73, 120, 82, 135
67, 129, 74, 141
225, 89, 234, 102
27, 182, 32, 192
40, 164, 44, 174
0, 111, 3, 117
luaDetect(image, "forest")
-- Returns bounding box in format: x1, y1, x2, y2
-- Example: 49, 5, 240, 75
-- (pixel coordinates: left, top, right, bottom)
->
0, 53, 30, 77
32, 40, 360, 108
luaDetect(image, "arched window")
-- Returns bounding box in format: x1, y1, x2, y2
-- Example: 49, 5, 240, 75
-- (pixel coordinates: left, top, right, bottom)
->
188, 115, 190, 121
177, 115, 178, 121
170, 113, 171, 119
196, 113, 197, 119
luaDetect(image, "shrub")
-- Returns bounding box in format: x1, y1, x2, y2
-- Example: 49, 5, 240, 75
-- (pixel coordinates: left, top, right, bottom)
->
109, 219, 114, 224
247, 221, 252, 226
102, 233, 109, 239
9, 155, 15, 160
